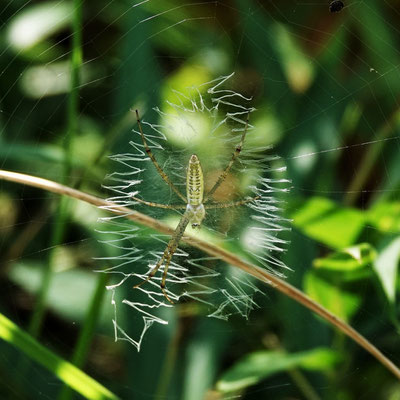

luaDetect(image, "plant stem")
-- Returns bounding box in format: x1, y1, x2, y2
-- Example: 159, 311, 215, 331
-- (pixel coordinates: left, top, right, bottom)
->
28, 0, 83, 338
57, 273, 109, 400
1, 169, 400, 381
288, 368, 321, 400
65, 0, 83, 178
28, 197, 69, 337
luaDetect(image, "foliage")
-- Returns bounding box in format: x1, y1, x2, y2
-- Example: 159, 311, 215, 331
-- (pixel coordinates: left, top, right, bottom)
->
1, 1, 400, 399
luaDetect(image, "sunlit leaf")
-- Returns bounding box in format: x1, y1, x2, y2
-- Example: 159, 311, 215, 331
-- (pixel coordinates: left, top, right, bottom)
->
368, 201, 400, 233
313, 243, 376, 281
304, 271, 362, 321
291, 197, 365, 249
374, 236, 400, 304
6, 2, 73, 52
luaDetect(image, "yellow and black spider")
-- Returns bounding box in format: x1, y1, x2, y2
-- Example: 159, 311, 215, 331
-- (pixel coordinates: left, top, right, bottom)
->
132, 110, 258, 303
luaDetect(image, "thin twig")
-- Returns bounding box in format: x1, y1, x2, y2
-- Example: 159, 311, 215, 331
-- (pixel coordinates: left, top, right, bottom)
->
1, 169, 400, 381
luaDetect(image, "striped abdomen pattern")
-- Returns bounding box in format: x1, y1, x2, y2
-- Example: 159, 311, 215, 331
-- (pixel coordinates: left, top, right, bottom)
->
186, 154, 204, 206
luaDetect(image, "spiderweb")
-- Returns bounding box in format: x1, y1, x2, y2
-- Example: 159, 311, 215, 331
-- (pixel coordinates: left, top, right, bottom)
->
98, 73, 290, 349
1, 0, 400, 398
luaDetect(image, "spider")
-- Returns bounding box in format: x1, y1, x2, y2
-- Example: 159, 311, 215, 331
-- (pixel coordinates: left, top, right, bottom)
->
132, 110, 258, 303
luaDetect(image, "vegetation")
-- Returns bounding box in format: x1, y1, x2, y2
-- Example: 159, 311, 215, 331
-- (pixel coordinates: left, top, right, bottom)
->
1, 1, 400, 399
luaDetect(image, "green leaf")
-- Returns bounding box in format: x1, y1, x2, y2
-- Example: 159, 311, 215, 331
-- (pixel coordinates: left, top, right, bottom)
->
291, 197, 365, 249
368, 201, 400, 233
217, 348, 340, 393
8, 262, 113, 327
374, 236, 400, 303
6, 1, 73, 52
304, 271, 362, 321
0, 313, 119, 400
273, 23, 315, 93
313, 243, 376, 281
0, 142, 72, 165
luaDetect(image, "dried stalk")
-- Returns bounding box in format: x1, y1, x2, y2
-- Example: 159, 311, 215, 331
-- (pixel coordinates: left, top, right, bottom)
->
1, 169, 399, 380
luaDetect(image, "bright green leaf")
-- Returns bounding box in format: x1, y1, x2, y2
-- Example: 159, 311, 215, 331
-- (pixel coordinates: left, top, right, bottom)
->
217, 348, 340, 393
304, 271, 362, 321
0, 313, 119, 400
368, 201, 400, 233
291, 197, 365, 249
313, 243, 376, 280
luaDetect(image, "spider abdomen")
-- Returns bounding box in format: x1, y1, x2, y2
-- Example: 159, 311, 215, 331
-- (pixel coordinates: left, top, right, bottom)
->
187, 154, 204, 206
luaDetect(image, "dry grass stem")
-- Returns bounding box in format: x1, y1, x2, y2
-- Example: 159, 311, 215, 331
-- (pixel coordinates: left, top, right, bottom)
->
1, 168, 399, 380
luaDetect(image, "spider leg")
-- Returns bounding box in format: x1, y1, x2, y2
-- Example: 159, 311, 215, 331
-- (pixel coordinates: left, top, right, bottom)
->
160, 253, 175, 304
203, 113, 250, 203
135, 110, 187, 203
204, 195, 260, 209
133, 254, 166, 289
133, 212, 190, 304
131, 196, 186, 209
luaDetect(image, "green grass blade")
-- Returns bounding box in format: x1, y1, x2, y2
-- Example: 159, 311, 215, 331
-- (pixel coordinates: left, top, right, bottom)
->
57, 272, 109, 400
0, 313, 119, 400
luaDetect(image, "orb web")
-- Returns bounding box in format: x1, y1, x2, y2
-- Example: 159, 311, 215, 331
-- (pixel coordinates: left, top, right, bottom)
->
97, 73, 290, 350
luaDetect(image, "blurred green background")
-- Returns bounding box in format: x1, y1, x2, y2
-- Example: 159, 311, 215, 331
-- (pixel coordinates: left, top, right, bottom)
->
1, 0, 400, 399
